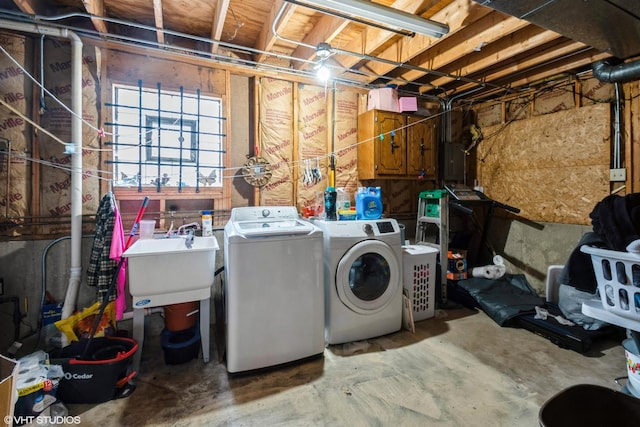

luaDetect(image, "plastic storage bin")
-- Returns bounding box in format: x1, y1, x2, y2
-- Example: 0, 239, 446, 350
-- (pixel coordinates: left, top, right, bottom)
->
580, 245, 640, 320
402, 245, 439, 321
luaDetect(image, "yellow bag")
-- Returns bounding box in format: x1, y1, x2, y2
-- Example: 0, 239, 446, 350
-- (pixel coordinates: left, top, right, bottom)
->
54, 301, 116, 342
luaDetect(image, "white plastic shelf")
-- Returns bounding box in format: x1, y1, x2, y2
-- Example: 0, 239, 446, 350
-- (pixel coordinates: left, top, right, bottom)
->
582, 299, 640, 332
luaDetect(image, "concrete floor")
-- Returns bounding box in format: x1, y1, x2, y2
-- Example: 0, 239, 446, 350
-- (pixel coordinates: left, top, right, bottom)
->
58, 307, 628, 427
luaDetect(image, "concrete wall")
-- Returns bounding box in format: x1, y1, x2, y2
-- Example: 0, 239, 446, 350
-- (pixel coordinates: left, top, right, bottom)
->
493, 218, 592, 294
0, 237, 95, 351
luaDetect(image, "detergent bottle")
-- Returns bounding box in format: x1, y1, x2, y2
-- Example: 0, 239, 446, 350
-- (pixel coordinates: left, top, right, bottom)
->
201, 211, 213, 236
355, 187, 383, 220
324, 186, 337, 221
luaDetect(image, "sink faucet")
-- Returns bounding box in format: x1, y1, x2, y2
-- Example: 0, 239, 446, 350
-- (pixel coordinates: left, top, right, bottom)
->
177, 222, 200, 235
185, 228, 195, 249
165, 211, 176, 237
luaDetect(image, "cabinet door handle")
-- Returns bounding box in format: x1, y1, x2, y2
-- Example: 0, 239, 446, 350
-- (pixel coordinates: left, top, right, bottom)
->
390, 130, 398, 153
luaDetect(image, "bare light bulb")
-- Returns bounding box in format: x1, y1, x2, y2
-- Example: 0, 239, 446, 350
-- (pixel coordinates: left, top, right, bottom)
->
316, 64, 330, 81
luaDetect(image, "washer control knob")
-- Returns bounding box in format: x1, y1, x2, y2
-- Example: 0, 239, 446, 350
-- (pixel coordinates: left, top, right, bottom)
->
261, 208, 270, 218
363, 223, 374, 235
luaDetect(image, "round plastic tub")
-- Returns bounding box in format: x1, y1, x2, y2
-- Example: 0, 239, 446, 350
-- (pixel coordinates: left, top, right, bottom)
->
539, 384, 640, 427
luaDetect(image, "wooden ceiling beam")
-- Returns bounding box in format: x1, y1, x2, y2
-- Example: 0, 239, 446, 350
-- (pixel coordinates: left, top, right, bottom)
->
290, 14, 349, 70
210, 0, 231, 54
493, 50, 611, 91
329, 0, 490, 85
368, 12, 528, 85
152, 0, 165, 45
423, 27, 563, 89
255, 0, 295, 63
439, 45, 611, 98
81, 0, 109, 34
12, 0, 42, 15
456, 50, 612, 101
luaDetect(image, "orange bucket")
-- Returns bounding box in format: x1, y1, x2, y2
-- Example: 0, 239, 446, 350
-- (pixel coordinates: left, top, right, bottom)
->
164, 301, 199, 331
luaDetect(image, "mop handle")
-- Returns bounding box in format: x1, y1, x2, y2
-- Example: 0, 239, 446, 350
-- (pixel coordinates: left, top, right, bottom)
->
81, 196, 150, 359
124, 196, 150, 250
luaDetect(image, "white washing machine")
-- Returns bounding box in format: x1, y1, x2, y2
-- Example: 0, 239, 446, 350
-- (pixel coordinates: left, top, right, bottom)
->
314, 219, 403, 345
224, 206, 324, 373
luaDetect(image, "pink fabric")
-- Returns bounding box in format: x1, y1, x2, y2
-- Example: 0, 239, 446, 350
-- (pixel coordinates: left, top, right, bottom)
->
110, 201, 127, 320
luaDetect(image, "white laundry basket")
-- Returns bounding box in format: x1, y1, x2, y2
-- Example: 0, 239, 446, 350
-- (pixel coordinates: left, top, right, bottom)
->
402, 245, 439, 321
580, 245, 640, 320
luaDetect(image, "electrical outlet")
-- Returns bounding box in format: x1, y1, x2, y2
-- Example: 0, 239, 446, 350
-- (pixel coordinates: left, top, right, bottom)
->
610, 168, 626, 182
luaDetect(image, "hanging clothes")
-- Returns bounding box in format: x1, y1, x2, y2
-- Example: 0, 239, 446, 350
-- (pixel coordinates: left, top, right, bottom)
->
87, 192, 121, 311
110, 200, 127, 320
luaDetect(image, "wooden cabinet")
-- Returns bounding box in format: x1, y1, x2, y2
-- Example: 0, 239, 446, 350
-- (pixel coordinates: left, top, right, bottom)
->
358, 109, 437, 180
406, 114, 437, 179
357, 109, 406, 178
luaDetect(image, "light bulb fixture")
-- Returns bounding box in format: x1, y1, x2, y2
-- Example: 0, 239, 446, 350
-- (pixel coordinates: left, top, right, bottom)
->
291, 0, 449, 38
315, 62, 331, 81
316, 42, 332, 59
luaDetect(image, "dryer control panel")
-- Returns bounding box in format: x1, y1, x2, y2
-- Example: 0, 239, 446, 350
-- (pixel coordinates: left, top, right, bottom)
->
376, 221, 396, 234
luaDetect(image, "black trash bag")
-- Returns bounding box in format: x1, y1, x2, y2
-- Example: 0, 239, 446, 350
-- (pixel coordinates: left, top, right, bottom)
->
456, 273, 544, 326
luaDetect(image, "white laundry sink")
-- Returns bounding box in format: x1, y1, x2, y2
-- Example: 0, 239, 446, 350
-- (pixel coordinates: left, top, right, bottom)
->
122, 235, 219, 306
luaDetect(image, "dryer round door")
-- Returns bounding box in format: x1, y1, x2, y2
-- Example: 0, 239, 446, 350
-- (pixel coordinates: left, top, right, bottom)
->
335, 239, 401, 314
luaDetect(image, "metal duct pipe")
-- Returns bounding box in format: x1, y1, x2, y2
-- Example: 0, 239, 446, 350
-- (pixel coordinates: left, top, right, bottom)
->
0, 19, 84, 320
593, 58, 640, 83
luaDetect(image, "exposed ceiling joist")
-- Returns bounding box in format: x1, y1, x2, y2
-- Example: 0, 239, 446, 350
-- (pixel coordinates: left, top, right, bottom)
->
210, 0, 230, 54
81, 0, 109, 34
425, 26, 563, 89
2, 0, 636, 103
12, 0, 41, 15
375, 13, 529, 85
290, 14, 348, 69
152, 0, 164, 45
254, 0, 295, 63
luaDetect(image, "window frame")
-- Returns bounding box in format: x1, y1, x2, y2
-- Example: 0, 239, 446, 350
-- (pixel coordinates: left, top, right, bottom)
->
104, 80, 231, 231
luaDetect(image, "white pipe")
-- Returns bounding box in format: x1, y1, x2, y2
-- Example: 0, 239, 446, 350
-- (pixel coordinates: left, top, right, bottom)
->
0, 19, 83, 319
64, 30, 83, 320
120, 307, 164, 321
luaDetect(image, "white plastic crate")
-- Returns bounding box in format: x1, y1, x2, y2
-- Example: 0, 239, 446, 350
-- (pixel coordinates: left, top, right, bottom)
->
402, 245, 438, 321
580, 245, 640, 321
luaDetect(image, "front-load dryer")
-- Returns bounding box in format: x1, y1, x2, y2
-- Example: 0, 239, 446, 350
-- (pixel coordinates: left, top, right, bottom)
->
224, 206, 325, 373
314, 219, 403, 345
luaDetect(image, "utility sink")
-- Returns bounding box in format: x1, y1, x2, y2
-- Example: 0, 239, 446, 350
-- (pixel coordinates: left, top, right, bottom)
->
122, 235, 219, 307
